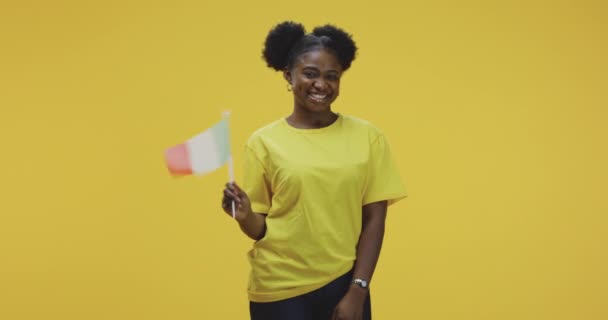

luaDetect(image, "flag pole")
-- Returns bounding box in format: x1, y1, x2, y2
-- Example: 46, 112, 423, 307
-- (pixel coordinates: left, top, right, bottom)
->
228, 155, 236, 219
223, 111, 237, 219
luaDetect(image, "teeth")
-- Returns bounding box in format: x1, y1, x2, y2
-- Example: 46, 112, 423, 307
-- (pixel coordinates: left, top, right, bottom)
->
310, 94, 327, 100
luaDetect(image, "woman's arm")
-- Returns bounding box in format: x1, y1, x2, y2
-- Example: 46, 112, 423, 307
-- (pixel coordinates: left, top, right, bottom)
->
332, 200, 388, 319
351, 200, 387, 294
222, 182, 267, 240
237, 211, 267, 241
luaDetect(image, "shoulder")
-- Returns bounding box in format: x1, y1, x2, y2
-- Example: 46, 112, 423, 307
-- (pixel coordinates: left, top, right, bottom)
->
245, 118, 285, 149
340, 114, 385, 142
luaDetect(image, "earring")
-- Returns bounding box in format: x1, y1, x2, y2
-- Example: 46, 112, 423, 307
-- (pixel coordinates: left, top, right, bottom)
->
287, 83, 292, 92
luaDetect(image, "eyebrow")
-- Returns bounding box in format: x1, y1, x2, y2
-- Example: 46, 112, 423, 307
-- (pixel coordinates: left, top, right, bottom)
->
302, 66, 341, 74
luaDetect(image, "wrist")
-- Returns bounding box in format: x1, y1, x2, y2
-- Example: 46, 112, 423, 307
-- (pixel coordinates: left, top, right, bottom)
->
346, 285, 368, 302
235, 207, 253, 223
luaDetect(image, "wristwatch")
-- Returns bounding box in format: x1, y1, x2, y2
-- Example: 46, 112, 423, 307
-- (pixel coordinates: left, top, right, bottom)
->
351, 278, 369, 289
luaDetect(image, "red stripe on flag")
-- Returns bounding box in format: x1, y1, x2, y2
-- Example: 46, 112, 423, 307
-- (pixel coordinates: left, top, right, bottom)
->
164, 143, 193, 176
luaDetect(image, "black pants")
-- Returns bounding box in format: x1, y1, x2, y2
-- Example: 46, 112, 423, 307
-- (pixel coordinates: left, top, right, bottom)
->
249, 270, 372, 320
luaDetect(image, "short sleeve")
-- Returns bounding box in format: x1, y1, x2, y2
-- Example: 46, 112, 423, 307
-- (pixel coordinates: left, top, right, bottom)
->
362, 134, 408, 206
243, 145, 272, 213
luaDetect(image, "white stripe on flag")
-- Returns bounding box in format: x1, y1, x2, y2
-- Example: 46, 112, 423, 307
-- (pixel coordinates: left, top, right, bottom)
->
186, 118, 231, 175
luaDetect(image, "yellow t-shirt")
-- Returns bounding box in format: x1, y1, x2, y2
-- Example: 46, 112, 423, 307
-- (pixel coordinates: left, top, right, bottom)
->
243, 113, 407, 302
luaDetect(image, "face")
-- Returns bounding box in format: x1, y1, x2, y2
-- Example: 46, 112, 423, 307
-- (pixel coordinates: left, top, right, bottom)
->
284, 49, 343, 113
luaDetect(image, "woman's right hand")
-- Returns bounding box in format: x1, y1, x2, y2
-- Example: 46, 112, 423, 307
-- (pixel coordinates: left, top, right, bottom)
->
221, 182, 253, 222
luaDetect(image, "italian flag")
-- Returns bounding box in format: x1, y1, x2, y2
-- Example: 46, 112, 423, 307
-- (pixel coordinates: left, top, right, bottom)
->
164, 118, 231, 176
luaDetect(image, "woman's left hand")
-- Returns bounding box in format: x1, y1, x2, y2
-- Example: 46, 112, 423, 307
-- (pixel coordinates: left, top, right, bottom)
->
331, 287, 367, 320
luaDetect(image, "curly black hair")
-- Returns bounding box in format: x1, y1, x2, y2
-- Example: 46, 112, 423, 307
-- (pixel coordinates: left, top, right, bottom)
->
262, 21, 358, 72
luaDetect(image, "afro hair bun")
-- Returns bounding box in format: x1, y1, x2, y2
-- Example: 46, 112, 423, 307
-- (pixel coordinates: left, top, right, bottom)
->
262, 21, 358, 72
312, 25, 357, 71
262, 21, 306, 71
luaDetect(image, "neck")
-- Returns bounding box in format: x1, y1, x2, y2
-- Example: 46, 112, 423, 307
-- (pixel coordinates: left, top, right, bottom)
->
287, 107, 338, 129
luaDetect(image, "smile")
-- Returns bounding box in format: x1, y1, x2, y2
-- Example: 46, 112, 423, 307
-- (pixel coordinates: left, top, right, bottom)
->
308, 93, 329, 103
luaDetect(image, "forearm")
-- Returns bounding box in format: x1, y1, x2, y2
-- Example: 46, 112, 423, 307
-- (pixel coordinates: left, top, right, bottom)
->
237, 211, 267, 241
351, 201, 388, 292
331, 202, 387, 319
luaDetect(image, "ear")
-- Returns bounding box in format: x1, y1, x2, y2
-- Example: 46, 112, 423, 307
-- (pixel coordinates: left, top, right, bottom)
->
283, 70, 292, 84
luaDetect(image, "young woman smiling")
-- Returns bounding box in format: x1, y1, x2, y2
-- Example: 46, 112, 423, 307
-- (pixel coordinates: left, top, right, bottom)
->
221, 21, 407, 320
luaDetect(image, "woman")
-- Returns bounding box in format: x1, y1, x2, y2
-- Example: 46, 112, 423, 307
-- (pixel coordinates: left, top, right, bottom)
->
221, 21, 407, 320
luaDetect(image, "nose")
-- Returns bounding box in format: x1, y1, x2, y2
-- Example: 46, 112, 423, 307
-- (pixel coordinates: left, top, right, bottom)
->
313, 79, 327, 91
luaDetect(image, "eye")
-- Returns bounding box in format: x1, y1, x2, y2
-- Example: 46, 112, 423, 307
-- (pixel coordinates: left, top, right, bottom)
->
303, 71, 317, 79
327, 74, 340, 81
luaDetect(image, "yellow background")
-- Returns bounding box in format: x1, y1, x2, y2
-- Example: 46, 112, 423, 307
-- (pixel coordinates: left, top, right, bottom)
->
1, 0, 606, 319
